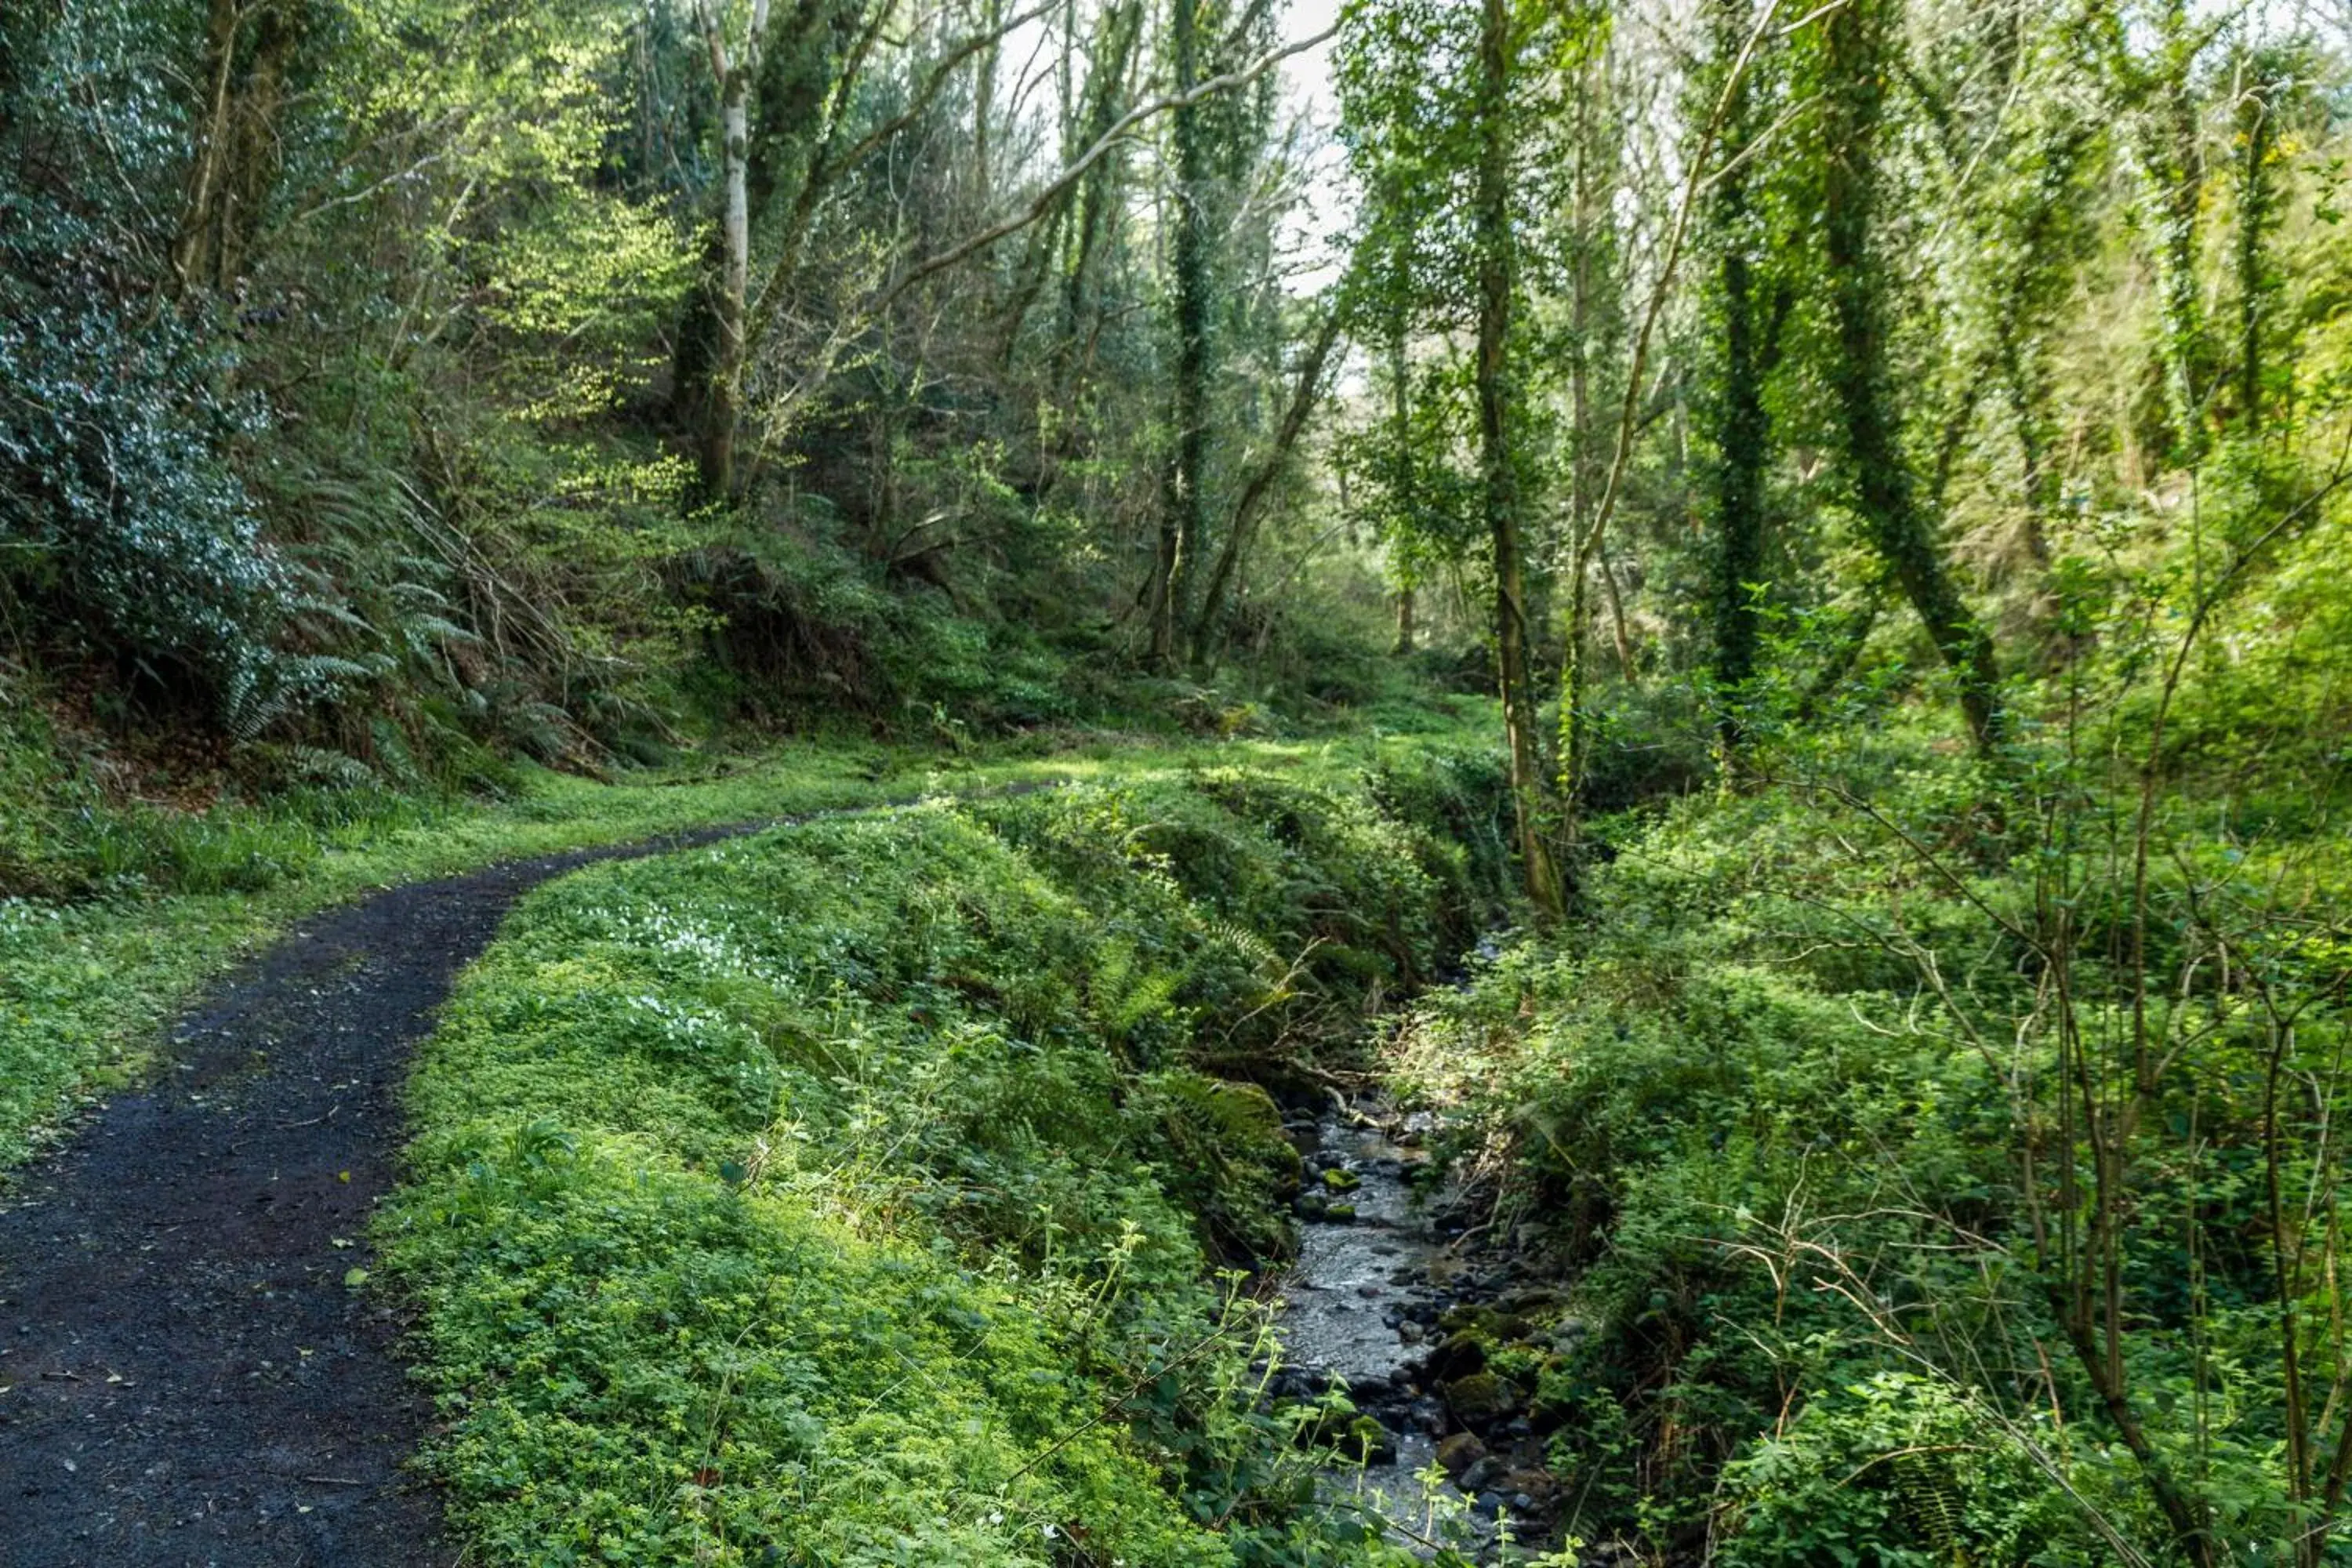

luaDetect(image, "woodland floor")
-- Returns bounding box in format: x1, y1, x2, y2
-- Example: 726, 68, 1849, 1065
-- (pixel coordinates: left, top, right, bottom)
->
0, 825, 771, 1568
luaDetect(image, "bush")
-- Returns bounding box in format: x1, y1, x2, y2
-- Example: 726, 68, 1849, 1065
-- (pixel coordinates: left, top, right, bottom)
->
1719, 1374, 2067, 1568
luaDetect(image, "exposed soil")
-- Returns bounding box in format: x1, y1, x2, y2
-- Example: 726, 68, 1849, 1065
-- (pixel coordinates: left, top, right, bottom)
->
0, 825, 763, 1568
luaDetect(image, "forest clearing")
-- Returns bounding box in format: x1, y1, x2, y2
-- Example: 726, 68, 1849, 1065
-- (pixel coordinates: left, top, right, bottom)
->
3, 0, 2351, 1563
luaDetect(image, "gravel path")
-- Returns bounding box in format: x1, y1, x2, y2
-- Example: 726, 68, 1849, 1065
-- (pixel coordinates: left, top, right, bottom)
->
0, 828, 758, 1568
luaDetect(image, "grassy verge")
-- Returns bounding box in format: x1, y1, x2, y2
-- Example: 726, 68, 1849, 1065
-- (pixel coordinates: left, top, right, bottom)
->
377, 756, 1510, 1566
0, 703, 1498, 1175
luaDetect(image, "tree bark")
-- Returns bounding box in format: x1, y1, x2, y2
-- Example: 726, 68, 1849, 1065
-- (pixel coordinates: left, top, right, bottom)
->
694, 0, 774, 506
1708, 31, 1773, 770
1475, 0, 1563, 916
173, 0, 307, 297
1820, 0, 2005, 752
1152, 0, 1211, 670
1189, 302, 1344, 664
2233, 60, 2278, 437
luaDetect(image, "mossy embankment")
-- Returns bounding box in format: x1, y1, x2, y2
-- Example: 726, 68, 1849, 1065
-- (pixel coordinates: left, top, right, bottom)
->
379, 750, 1513, 1566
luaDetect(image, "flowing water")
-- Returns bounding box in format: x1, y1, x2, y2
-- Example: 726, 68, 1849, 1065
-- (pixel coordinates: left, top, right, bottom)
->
1276, 1103, 1500, 1557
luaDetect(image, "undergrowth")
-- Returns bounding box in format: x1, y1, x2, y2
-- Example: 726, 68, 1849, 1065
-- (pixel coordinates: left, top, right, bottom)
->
1393, 705, 2352, 1564
380, 761, 1508, 1567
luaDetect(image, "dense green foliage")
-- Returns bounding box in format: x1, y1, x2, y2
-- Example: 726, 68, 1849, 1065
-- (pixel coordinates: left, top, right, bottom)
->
0, 0, 1390, 812
382, 761, 1504, 1566
1396, 500, 2352, 1559
1326, 0, 2352, 1559
7, 0, 2352, 1560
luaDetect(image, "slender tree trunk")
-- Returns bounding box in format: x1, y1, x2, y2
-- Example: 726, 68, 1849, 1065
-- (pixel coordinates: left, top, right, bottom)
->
1385, 285, 1417, 657
1599, 541, 1635, 678
1152, 0, 1210, 670
1058, 0, 1141, 390
695, 0, 771, 506
2234, 62, 2278, 437
973, 0, 1000, 211
1475, 0, 1563, 916
1550, 0, 1621, 829
1559, 31, 1602, 807
1189, 303, 1343, 664
1708, 23, 1772, 771
702, 73, 748, 500
2136, 0, 2209, 463
1819, 0, 2005, 752
173, 0, 307, 297
174, 0, 244, 294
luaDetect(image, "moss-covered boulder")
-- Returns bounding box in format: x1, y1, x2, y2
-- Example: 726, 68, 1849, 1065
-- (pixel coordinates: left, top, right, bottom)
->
1426, 1329, 1488, 1380
1443, 1370, 1521, 1424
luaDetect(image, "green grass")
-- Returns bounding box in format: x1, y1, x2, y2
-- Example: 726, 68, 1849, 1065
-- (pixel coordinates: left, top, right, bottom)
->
376, 760, 1510, 1566
0, 699, 1499, 1176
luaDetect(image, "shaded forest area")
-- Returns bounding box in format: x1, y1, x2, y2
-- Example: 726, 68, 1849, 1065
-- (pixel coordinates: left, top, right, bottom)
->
6, 0, 2352, 1563
2, 0, 1395, 875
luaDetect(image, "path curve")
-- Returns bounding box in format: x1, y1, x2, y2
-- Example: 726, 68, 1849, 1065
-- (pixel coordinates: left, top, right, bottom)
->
0, 818, 815, 1567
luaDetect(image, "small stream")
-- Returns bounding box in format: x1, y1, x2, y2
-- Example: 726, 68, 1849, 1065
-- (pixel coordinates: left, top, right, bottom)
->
1273, 1101, 1525, 1559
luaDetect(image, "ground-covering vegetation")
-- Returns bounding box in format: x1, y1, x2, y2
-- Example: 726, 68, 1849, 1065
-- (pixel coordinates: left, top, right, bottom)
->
0, 722, 1486, 1173
1342, 0, 2352, 1556
6, 0, 2352, 1560
381, 760, 1507, 1566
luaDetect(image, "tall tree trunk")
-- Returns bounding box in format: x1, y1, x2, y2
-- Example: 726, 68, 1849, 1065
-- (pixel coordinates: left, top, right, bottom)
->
1560, 90, 1597, 809
973, 0, 1000, 212
703, 54, 751, 500
1819, 0, 2005, 752
174, 0, 307, 297
1058, 0, 1142, 390
1708, 0, 1773, 771
1550, 0, 1619, 828
2134, 0, 2209, 463
695, 0, 772, 506
1152, 0, 1210, 670
174, 0, 245, 294
1475, 0, 1563, 916
1387, 301, 1417, 657
2233, 58, 2279, 437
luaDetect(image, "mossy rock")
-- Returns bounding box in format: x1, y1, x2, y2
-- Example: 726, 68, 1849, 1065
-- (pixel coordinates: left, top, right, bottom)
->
1426, 1329, 1488, 1380
1436, 1432, 1488, 1477
1320, 1166, 1361, 1192
1342, 1414, 1399, 1465
1443, 1370, 1520, 1423
1324, 1202, 1358, 1223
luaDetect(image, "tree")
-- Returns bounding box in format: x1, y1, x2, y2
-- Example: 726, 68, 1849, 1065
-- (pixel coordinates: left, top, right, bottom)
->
1700, 0, 1784, 770
1148, 0, 1212, 668
689, 0, 775, 503
174, 0, 318, 296
1473, 0, 1564, 913
1813, 0, 2005, 751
